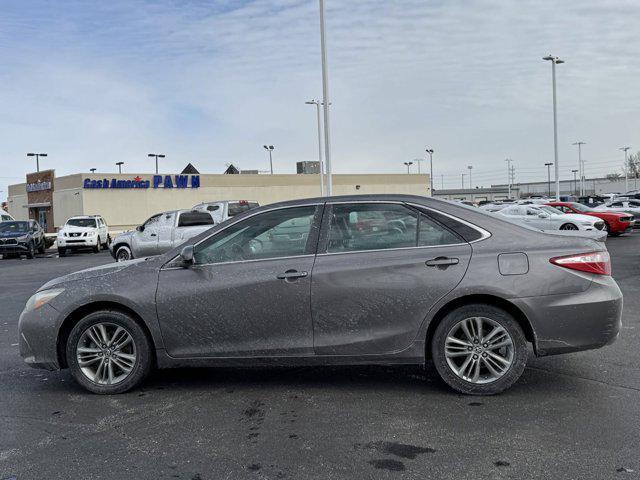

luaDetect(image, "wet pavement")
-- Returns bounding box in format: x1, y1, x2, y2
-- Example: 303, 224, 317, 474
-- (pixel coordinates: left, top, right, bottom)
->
1, 239, 639, 479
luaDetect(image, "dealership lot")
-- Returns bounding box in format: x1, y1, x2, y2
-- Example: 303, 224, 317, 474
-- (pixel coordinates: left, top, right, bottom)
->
1, 238, 639, 479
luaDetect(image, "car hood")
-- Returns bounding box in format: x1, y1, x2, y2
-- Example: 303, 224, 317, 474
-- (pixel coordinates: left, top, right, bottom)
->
0, 231, 30, 238
560, 213, 600, 223
38, 257, 148, 291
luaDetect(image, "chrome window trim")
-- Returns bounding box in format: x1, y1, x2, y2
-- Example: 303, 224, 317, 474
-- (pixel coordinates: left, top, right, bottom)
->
405, 202, 492, 244
317, 243, 470, 257
163, 253, 316, 269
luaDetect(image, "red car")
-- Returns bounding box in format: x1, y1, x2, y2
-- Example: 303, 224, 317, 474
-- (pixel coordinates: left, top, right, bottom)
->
546, 202, 635, 236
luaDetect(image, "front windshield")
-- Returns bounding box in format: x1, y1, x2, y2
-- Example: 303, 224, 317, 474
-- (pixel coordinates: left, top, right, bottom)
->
66, 218, 97, 228
569, 202, 592, 213
0, 221, 29, 233
539, 206, 563, 215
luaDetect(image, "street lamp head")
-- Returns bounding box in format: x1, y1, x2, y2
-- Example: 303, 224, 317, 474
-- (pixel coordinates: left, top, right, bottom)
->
545, 162, 553, 166
425, 148, 434, 154
40, 153, 48, 157
572, 169, 578, 173
27, 153, 35, 157
116, 162, 124, 166
305, 100, 317, 105
159, 154, 165, 158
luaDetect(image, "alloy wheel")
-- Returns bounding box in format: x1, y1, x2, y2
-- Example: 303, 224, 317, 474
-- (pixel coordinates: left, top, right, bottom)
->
76, 323, 137, 385
444, 316, 514, 384
560, 223, 578, 230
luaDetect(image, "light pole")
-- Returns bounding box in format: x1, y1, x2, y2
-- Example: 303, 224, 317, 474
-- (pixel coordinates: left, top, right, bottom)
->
148, 153, 165, 174
461, 173, 466, 189
403, 161, 413, 174
620, 146, 631, 193
263, 145, 275, 174
90, 168, 97, 173
543, 55, 564, 200
426, 148, 434, 194
467, 165, 473, 189
572, 141, 585, 195
318, 0, 333, 195
26, 153, 47, 172
305, 100, 325, 195
505, 158, 513, 199
116, 161, 124, 174
545, 162, 553, 197
572, 169, 578, 195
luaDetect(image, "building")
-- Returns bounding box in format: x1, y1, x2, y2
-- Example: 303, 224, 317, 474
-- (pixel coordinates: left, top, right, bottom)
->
433, 186, 518, 203
7, 171, 431, 232
492, 176, 640, 197
297, 161, 320, 174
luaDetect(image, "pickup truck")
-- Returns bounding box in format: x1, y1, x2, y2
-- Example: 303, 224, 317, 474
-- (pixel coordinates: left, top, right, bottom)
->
109, 209, 214, 262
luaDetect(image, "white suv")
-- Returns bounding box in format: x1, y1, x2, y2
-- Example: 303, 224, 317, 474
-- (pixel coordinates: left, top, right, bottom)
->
57, 215, 110, 256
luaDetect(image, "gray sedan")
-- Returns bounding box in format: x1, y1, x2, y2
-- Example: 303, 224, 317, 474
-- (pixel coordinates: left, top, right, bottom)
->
18, 195, 623, 395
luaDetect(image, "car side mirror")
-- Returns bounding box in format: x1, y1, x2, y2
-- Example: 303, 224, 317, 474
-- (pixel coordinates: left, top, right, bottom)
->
136, 225, 144, 232
179, 245, 194, 265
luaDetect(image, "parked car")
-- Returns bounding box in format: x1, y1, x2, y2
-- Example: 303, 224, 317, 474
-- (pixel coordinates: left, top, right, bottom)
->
57, 215, 110, 256
192, 200, 259, 224
478, 203, 508, 212
19, 195, 622, 395
0, 220, 45, 258
592, 199, 640, 225
0, 208, 14, 222
497, 204, 606, 232
109, 209, 215, 261
546, 202, 635, 235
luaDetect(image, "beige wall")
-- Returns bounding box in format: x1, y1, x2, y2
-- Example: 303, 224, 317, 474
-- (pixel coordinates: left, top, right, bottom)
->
9, 173, 431, 231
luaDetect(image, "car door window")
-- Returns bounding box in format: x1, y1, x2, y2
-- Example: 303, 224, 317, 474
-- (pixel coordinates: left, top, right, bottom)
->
418, 214, 463, 246
194, 206, 318, 264
526, 207, 540, 216
327, 203, 418, 253
142, 214, 161, 230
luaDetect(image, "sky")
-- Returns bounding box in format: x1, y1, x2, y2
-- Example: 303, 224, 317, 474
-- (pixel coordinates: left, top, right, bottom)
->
1, 0, 639, 200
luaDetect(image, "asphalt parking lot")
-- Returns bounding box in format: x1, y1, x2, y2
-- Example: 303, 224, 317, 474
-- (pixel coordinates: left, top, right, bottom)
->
1, 238, 639, 480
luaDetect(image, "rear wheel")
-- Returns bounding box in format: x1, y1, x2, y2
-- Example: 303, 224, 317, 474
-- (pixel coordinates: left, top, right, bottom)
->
66, 310, 153, 394
560, 223, 578, 230
431, 304, 527, 395
93, 237, 101, 253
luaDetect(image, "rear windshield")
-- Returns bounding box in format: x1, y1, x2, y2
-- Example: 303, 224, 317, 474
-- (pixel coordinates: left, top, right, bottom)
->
228, 202, 259, 217
0, 221, 29, 233
178, 212, 215, 227
67, 218, 97, 228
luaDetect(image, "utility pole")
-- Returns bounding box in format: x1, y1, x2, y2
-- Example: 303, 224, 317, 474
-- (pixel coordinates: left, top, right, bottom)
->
148, 153, 165, 174
467, 166, 473, 189
620, 146, 631, 193
572, 169, 579, 196
403, 161, 413, 174
27, 153, 48, 172
441, 174, 444, 189
305, 100, 325, 195
543, 55, 564, 200
461, 173, 466, 189
318, 0, 333, 195
505, 158, 513, 198
545, 162, 554, 197
263, 145, 275, 174
426, 148, 434, 194
572, 142, 585, 195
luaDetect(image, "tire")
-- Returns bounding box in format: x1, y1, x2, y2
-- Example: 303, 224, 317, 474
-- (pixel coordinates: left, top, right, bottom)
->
93, 237, 101, 253
559, 223, 578, 230
66, 310, 153, 394
26, 242, 36, 259
38, 241, 45, 254
431, 304, 528, 395
115, 245, 133, 262
58, 247, 67, 257
102, 236, 109, 249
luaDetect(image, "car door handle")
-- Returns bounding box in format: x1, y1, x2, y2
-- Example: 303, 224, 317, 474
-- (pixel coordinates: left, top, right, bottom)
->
277, 270, 308, 280
425, 257, 459, 267
150, 233, 157, 237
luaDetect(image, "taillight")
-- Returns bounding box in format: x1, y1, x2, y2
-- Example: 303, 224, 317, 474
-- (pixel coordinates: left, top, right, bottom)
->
550, 251, 611, 276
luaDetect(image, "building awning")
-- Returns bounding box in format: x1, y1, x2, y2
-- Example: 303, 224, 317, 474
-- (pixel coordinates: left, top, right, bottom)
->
23, 202, 51, 208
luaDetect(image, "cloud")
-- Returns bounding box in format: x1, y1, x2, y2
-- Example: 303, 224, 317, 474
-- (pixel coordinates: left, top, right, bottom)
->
1, 0, 639, 198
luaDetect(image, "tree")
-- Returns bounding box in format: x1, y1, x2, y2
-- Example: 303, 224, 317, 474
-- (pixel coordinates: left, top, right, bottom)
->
627, 152, 640, 179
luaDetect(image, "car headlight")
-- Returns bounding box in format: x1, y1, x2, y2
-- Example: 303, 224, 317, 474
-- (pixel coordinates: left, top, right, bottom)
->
87, 231, 96, 237
16, 235, 29, 242
24, 288, 65, 313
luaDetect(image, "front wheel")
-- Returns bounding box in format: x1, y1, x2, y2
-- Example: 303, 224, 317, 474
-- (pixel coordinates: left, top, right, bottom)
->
66, 310, 153, 394
559, 223, 578, 230
93, 237, 101, 253
431, 304, 528, 395
26, 242, 36, 259
115, 245, 132, 262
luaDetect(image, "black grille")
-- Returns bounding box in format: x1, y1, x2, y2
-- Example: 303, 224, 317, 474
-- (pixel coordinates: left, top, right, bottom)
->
0, 238, 17, 245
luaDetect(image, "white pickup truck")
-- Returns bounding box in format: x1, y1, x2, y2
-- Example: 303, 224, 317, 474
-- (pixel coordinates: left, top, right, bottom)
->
192, 200, 259, 224
109, 209, 214, 262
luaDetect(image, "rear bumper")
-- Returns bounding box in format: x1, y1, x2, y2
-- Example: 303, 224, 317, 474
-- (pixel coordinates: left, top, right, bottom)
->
512, 275, 623, 356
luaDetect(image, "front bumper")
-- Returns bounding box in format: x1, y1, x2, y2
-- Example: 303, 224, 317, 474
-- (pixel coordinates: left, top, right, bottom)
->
513, 275, 623, 356
18, 303, 62, 371
0, 243, 29, 254
58, 236, 98, 248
